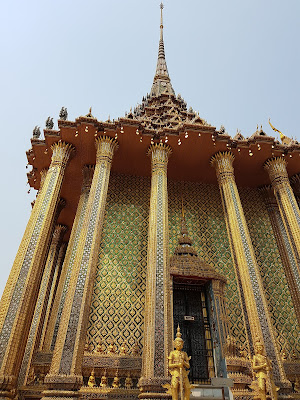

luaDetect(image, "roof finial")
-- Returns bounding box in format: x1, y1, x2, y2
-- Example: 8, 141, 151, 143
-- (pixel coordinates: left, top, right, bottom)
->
150, 3, 175, 97
269, 118, 292, 145
160, 3, 164, 33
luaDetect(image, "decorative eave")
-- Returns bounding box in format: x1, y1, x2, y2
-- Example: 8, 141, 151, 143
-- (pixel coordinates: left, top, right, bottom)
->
170, 254, 226, 283
58, 119, 77, 128
25, 114, 300, 244
31, 138, 46, 146
44, 129, 60, 138
75, 115, 99, 125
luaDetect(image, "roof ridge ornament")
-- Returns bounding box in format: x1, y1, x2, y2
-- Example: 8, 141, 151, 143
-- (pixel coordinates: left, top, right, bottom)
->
269, 118, 292, 145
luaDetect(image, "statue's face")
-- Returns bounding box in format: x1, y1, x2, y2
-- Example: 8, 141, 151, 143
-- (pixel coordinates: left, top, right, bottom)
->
256, 344, 263, 354
174, 338, 183, 350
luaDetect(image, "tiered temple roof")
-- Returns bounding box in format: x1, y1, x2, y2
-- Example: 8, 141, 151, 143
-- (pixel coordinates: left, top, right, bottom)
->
170, 206, 226, 282
25, 4, 300, 237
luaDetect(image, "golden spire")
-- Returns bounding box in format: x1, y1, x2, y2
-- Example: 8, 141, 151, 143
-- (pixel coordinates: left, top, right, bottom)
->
160, 2, 164, 31
151, 3, 175, 96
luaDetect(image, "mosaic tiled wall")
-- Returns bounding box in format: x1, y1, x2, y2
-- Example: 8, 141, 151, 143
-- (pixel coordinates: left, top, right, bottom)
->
168, 180, 249, 352
87, 174, 299, 356
240, 187, 300, 354
87, 173, 150, 352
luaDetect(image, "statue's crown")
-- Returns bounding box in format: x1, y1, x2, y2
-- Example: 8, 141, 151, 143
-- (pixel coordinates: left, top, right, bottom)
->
175, 325, 182, 339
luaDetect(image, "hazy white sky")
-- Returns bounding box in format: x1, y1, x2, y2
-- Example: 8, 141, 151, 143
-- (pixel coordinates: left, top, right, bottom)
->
0, 0, 299, 297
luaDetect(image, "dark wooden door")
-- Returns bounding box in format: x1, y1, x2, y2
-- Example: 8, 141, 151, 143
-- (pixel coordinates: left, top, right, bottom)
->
173, 283, 209, 383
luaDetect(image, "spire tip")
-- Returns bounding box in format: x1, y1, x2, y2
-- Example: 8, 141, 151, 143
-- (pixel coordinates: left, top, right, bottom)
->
160, 2, 164, 29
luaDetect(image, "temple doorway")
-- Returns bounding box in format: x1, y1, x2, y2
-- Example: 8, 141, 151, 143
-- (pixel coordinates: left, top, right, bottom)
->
173, 281, 214, 384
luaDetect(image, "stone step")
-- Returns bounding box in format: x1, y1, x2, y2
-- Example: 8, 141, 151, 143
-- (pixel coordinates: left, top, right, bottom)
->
191, 387, 224, 399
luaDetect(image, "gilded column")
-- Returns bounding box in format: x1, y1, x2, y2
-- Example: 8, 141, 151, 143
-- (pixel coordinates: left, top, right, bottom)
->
211, 152, 288, 387
260, 185, 300, 325
0, 141, 74, 399
40, 165, 94, 353
40, 168, 48, 192
43, 136, 118, 400
290, 173, 300, 211
39, 241, 67, 352
265, 157, 300, 269
139, 143, 172, 399
18, 224, 67, 387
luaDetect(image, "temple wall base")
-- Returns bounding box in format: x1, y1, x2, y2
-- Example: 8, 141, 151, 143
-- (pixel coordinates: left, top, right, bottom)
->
138, 377, 171, 399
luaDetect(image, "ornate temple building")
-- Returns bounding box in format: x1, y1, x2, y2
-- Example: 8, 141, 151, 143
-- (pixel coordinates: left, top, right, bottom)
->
0, 5, 300, 400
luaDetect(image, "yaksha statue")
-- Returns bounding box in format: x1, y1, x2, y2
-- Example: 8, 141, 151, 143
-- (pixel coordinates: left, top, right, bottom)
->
251, 337, 279, 400
163, 326, 193, 400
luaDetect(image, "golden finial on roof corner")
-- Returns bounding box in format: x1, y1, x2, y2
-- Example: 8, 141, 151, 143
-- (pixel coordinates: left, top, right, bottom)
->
86, 107, 94, 118
269, 118, 291, 145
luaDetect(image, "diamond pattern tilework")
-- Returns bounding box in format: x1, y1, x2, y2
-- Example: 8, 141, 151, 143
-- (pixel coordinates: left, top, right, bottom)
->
87, 173, 150, 351
168, 180, 249, 352
240, 187, 300, 354
87, 176, 298, 355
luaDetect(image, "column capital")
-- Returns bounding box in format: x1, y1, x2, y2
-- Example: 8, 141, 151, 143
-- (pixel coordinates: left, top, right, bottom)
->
259, 185, 278, 209
264, 157, 289, 189
95, 136, 119, 164
210, 151, 235, 183
51, 225, 67, 245
56, 198, 66, 218
50, 142, 75, 168
210, 151, 235, 169
81, 165, 95, 194
290, 173, 300, 197
147, 142, 172, 172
